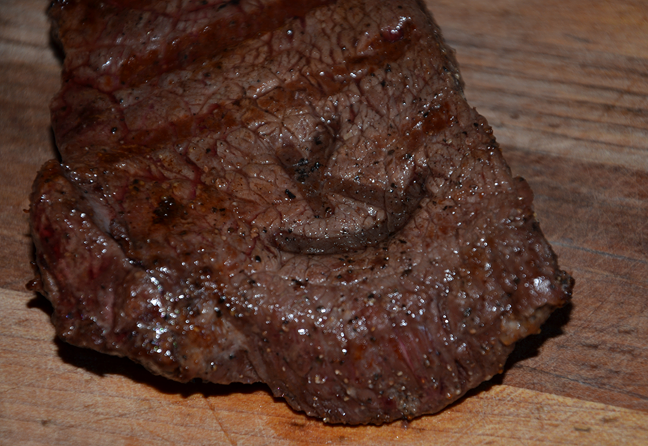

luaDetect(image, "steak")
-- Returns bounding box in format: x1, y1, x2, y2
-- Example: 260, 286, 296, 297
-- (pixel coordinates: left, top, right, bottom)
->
30, 0, 573, 424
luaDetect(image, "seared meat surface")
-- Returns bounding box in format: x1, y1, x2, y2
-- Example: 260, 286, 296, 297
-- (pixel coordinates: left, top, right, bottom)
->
31, 0, 573, 424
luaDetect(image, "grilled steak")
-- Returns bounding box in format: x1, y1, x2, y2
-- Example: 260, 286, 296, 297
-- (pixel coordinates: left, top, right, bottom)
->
30, 0, 573, 424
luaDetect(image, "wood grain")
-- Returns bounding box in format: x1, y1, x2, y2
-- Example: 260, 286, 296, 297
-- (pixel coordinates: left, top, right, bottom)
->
1, 0, 647, 443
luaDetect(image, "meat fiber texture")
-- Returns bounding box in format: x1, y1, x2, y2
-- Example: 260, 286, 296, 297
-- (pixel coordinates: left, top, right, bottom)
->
31, 0, 573, 425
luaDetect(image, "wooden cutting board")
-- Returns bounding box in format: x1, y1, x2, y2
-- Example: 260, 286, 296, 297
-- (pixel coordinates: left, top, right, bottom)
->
1, 0, 647, 444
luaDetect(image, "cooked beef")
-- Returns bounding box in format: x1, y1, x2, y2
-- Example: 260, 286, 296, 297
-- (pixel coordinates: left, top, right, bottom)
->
30, 0, 573, 424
